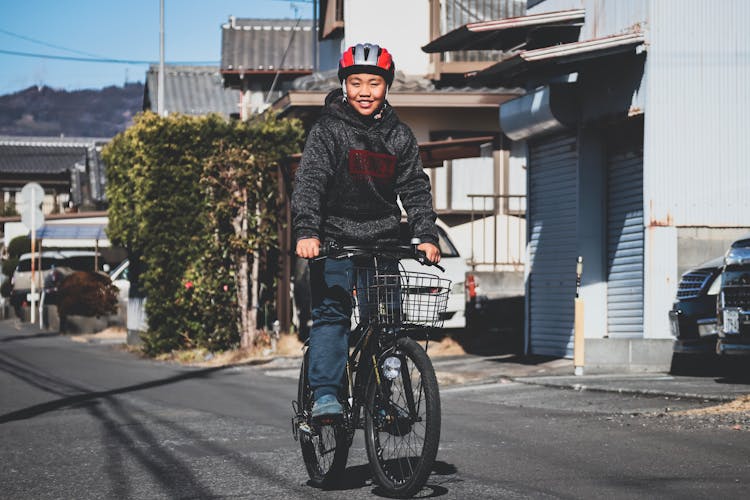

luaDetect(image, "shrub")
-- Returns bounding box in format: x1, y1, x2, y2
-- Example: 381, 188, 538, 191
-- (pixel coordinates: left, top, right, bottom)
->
104, 111, 303, 355
7, 235, 31, 259
57, 271, 119, 319
1, 258, 18, 281
2, 235, 31, 281
0, 279, 11, 298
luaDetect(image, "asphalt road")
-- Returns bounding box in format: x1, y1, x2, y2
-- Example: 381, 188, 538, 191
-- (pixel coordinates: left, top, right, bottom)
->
2, 324, 749, 499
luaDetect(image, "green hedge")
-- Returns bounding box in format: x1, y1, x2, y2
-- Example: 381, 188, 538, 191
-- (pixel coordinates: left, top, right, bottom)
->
103, 111, 303, 355
1, 235, 31, 297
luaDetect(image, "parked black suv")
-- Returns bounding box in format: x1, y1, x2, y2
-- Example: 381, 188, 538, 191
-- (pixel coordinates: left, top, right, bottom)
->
716, 234, 750, 355
669, 256, 723, 355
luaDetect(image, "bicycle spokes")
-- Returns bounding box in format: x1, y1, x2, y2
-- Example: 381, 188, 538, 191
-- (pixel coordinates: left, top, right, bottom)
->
373, 356, 426, 466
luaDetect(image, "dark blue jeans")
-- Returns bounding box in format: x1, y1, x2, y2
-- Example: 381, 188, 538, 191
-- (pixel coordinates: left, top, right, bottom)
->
308, 256, 398, 401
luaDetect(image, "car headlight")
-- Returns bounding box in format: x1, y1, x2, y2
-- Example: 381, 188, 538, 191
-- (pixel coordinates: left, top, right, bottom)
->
706, 274, 722, 295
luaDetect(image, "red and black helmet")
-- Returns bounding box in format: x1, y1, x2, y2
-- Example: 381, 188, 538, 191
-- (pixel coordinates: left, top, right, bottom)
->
338, 43, 395, 87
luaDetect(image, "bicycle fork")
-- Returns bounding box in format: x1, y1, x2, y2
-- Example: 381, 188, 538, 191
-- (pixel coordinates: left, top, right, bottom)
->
372, 348, 421, 428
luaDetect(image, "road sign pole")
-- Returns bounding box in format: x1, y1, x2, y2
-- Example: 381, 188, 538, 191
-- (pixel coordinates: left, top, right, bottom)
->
21, 182, 45, 328
30, 189, 37, 325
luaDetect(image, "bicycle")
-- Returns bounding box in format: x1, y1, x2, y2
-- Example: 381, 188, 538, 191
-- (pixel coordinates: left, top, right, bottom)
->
291, 242, 451, 497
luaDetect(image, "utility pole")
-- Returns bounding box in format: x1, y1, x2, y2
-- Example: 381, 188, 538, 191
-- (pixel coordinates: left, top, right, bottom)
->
312, 0, 318, 71
158, 0, 165, 116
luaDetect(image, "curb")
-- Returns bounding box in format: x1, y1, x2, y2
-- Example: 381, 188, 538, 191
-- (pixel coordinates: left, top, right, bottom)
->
510, 377, 738, 402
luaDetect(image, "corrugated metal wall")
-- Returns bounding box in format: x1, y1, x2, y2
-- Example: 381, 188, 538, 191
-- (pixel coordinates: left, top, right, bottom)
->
528, 133, 578, 357
442, 0, 526, 63
645, 0, 750, 227
607, 147, 644, 337
580, 0, 648, 40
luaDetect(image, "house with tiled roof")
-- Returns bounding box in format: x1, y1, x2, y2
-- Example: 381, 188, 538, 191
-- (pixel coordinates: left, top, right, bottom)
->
0, 136, 108, 216
143, 65, 241, 118
220, 17, 315, 118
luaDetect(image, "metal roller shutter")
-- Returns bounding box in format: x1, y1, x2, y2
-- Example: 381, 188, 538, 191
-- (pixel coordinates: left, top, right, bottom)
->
528, 133, 578, 357
606, 146, 644, 337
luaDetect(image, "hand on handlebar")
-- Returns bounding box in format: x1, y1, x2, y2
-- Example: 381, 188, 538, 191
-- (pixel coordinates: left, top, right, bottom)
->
418, 242, 441, 264
296, 238, 320, 259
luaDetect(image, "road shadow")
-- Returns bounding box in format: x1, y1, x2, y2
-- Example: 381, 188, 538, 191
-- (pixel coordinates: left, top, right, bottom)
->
0, 348, 231, 498
714, 358, 750, 385
313, 460, 457, 497
437, 317, 524, 357
484, 354, 562, 366
1, 331, 61, 343
313, 463, 372, 491
456, 296, 525, 356
670, 352, 750, 383
0, 355, 228, 424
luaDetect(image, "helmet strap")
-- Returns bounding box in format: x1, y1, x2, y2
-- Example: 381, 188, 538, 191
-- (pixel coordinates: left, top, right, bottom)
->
341, 81, 348, 101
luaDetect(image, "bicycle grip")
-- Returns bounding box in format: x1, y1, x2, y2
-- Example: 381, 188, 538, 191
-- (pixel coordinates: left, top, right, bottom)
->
310, 240, 340, 261
414, 248, 445, 272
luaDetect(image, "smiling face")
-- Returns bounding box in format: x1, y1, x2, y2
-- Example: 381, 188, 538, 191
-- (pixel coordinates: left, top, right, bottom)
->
345, 73, 387, 116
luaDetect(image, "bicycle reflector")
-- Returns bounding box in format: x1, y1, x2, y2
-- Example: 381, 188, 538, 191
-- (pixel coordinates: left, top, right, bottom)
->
382, 356, 401, 380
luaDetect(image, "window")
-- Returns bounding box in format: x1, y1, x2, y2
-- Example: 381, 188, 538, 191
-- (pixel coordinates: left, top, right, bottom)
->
17, 257, 62, 272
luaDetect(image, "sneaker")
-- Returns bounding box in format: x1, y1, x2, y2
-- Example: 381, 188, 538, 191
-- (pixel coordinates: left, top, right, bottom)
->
311, 394, 343, 418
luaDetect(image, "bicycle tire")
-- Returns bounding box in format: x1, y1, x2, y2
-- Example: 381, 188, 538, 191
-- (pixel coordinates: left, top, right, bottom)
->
364, 336, 441, 498
297, 355, 349, 488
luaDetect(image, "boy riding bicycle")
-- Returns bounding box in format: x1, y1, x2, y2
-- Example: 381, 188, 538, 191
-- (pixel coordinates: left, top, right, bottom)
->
292, 43, 441, 419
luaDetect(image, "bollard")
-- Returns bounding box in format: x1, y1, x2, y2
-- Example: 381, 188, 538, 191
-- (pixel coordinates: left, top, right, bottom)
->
271, 319, 280, 353
573, 256, 584, 376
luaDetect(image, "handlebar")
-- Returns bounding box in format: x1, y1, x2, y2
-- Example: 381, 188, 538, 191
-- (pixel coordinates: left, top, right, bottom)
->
313, 242, 445, 272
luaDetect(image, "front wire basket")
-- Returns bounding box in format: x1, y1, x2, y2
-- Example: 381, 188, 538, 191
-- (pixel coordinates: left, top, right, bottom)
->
352, 268, 451, 330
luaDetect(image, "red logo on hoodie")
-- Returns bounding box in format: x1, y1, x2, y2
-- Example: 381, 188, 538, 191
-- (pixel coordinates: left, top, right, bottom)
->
348, 149, 396, 181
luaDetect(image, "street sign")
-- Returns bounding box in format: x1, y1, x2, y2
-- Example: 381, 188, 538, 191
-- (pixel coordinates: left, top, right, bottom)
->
20, 182, 45, 230
20, 182, 45, 206
20, 182, 46, 327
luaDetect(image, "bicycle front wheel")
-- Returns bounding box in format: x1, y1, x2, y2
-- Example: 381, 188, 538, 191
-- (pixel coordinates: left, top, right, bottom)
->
297, 356, 348, 488
364, 336, 441, 497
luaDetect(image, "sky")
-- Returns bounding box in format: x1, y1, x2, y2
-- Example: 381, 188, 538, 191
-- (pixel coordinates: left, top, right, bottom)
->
0, 0, 314, 95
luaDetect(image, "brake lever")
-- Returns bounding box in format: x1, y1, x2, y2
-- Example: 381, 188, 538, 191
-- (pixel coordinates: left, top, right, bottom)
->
416, 253, 445, 272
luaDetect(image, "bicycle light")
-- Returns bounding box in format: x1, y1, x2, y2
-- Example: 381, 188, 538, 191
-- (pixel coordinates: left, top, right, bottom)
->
382, 356, 401, 380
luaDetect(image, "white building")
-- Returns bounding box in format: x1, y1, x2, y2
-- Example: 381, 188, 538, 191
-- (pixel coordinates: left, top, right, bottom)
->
426, 0, 750, 368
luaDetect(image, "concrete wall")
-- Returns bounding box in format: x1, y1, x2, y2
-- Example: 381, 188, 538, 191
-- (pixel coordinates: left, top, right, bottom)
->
585, 338, 673, 372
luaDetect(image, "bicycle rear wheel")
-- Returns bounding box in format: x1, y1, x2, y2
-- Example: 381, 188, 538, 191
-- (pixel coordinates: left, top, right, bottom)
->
297, 355, 349, 488
364, 336, 441, 498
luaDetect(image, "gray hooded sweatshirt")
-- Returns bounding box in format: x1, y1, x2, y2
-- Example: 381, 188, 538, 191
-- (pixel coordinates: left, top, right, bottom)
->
292, 88, 438, 247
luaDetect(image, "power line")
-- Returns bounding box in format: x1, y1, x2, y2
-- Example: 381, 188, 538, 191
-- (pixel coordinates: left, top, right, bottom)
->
0, 48, 218, 65
0, 27, 105, 58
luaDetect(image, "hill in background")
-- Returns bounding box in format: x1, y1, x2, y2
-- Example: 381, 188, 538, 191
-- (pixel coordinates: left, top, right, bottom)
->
0, 83, 144, 138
